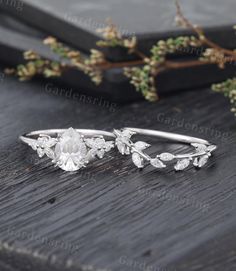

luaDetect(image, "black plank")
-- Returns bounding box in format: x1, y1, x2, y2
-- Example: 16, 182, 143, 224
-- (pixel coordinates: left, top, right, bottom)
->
1, 0, 236, 61
0, 67, 236, 271
0, 13, 236, 103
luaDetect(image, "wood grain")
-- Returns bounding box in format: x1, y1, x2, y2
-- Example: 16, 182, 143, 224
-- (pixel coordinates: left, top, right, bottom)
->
0, 69, 235, 271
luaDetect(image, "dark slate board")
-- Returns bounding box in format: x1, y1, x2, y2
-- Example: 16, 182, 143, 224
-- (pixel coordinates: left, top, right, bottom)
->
0, 12, 236, 103
0, 0, 236, 60
0, 66, 236, 271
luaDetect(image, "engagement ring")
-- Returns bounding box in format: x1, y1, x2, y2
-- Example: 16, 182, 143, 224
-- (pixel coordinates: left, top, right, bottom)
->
20, 128, 115, 172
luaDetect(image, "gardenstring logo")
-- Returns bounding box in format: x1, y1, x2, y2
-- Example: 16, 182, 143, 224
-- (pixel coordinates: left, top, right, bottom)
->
7, 227, 79, 255
157, 113, 230, 141
137, 188, 209, 213
64, 13, 135, 38
174, 43, 236, 67
119, 256, 175, 271
45, 83, 118, 113
0, 0, 24, 12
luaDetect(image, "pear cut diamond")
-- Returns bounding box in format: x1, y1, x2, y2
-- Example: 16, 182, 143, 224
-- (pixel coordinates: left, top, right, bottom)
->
54, 128, 88, 171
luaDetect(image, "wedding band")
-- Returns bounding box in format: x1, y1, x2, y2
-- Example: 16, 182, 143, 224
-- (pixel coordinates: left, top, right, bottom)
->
20, 128, 115, 172
114, 128, 217, 171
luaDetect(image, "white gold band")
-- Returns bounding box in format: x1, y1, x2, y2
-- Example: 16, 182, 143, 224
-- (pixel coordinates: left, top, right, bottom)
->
124, 127, 210, 145
20, 129, 115, 144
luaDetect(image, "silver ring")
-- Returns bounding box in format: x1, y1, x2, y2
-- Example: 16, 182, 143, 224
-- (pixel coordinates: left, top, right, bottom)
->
20, 128, 115, 172
114, 128, 217, 171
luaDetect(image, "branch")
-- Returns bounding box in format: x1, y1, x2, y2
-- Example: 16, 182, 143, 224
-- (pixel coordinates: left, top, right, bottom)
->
175, 0, 236, 58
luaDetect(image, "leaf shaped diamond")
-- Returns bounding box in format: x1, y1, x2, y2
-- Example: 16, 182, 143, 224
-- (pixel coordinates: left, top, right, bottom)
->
159, 153, 175, 162
191, 143, 217, 155
193, 155, 209, 168
191, 143, 217, 168
85, 137, 114, 159
134, 141, 150, 151
132, 153, 144, 168
191, 143, 208, 152
30, 135, 57, 159
114, 129, 135, 155
150, 158, 166, 168
174, 159, 191, 171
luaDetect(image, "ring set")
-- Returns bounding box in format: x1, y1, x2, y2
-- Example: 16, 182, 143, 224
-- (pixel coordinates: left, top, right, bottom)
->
20, 127, 217, 172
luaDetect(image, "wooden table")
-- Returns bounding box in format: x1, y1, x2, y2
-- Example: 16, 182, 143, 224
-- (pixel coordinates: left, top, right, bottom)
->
0, 70, 236, 271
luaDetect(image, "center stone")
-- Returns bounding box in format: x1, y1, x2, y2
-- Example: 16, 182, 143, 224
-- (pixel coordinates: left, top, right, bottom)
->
54, 128, 87, 171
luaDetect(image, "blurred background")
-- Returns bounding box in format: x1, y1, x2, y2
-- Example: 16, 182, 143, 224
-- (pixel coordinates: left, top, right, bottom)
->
0, 0, 235, 102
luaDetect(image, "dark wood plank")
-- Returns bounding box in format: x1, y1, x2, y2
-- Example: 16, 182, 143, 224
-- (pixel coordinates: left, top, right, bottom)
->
0, 16, 236, 103
0, 68, 235, 271
1, 0, 236, 58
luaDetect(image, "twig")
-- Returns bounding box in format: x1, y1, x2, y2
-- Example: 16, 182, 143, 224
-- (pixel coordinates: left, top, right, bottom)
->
175, 0, 236, 58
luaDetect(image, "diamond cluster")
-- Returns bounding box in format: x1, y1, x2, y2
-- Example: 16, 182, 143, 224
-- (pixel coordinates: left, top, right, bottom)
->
29, 128, 114, 172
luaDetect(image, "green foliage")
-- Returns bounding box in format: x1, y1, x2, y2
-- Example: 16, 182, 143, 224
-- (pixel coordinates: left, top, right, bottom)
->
150, 36, 201, 62
4, 6, 236, 119
124, 66, 157, 101
123, 36, 203, 101
5, 51, 63, 81
212, 78, 236, 115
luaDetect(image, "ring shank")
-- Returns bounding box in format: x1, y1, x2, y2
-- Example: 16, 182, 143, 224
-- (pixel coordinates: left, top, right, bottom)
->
20, 128, 211, 147
20, 129, 115, 145
124, 127, 210, 145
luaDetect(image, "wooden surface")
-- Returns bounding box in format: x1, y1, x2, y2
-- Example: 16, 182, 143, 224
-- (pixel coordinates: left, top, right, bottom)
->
0, 68, 236, 271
